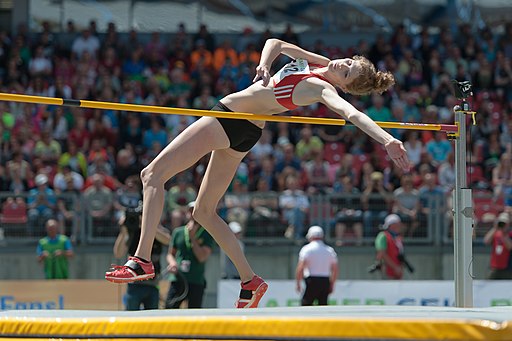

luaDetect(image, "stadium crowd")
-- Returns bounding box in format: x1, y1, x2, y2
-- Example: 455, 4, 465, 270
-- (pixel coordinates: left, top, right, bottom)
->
0, 19, 512, 243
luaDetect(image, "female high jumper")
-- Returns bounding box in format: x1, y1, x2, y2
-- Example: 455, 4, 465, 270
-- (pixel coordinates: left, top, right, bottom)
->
106, 38, 411, 308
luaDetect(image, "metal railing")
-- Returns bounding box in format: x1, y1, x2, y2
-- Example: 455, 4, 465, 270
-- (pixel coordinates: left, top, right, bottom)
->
0, 190, 492, 246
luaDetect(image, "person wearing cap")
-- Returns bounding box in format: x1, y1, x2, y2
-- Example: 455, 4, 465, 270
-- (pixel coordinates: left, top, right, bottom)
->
27, 173, 57, 235
221, 221, 244, 279
165, 201, 214, 308
483, 212, 512, 279
295, 226, 338, 306
374, 214, 405, 280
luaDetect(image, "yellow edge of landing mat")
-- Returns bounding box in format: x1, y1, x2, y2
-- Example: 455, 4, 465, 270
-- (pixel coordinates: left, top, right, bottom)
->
0, 316, 511, 341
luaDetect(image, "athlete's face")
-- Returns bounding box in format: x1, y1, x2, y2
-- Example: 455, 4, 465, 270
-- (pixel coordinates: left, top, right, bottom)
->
328, 58, 361, 91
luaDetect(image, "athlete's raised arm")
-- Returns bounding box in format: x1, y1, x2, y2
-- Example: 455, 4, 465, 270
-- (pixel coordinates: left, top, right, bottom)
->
319, 85, 410, 171
253, 38, 331, 86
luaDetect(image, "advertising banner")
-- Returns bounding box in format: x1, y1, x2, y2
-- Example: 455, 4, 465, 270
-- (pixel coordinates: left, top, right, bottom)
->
218, 280, 512, 308
0, 280, 125, 310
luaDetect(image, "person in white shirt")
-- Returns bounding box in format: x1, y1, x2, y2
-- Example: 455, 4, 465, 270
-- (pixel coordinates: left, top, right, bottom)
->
295, 226, 338, 305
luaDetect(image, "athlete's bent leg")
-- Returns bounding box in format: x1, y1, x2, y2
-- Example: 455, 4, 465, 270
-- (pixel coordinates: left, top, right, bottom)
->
191, 149, 267, 308
105, 117, 230, 283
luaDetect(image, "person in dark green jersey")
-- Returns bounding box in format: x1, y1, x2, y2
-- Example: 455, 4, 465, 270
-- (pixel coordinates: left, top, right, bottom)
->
165, 201, 214, 308
36, 219, 74, 279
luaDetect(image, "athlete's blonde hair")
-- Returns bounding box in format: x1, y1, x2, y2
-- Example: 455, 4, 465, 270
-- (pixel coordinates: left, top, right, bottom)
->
345, 55, 395, 95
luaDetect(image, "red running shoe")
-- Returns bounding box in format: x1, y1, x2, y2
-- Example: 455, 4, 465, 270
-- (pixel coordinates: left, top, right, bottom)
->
236, 275, 268, 308
105, 256, 155, 283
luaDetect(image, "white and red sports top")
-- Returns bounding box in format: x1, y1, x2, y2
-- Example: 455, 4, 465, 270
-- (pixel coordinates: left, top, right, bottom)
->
272, 58, 330, 110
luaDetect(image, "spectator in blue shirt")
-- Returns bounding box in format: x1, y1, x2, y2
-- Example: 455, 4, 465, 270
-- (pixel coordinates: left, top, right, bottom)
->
143, 117, 168, 151
426, 131, 452, 165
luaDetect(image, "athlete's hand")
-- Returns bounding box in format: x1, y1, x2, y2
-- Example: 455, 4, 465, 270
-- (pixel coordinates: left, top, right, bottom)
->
253, 65, 271, 87
385, 139, 410, 171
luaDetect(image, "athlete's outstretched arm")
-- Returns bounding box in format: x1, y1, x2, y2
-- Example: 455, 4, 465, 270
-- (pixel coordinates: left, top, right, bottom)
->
320, 86, 410, 171
254, 38, 331, 86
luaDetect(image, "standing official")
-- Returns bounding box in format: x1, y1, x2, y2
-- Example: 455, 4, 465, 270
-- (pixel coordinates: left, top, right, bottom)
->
295, 226, 338, 306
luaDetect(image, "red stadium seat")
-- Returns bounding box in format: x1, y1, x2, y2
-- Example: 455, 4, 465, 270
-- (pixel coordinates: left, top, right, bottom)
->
0, 199, 28, 224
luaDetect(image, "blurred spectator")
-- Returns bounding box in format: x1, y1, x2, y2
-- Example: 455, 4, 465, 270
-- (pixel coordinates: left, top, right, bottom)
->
120, 113, 143, 149
361, 171, 392, 237
403, 131, 423, 167
492, 151, 512, 205
87, 153, 113, 178
248, 178, 281, 236
332, 175, 363, 246
121, 29, 142, 60
367, 94, 393, 122
71, 28, 99, 60
239, 42, 260, 66
6, 151, 32, 183
6, 163, 28, 194
426, 131, 452, 166
56, 174, 80, 238
221, 221, 244, 279
392, 174, 422, 237
295, 226, 337, 306
280, 23, 300, 46
53, 165, 84, 193
223, 178, 251, 229
190, 39, 213, 71
36, 219, 74, 279
250, 155, 278, 192
373, 214, 406, 280
304, 149, 331, 194
29, 45, 52, 78
34, 129, 61, 165
419, 172, 445, 235
250, 129, 273, 163
43, 107, 69, 146
58, 140, 88, 178
145, 31, 166, 62
165, 201, 214, 309
142, 117, 168, 151
275, 142, 301, 173
68, 115, 90, 152
113, 148, 141, 186
483, 212, 512, 279
295, 126, 324, 162
27, 174, 57, 234
192, 86, 217, 110
384, 161, 406, 192
280, 174, 310, 240
83, 174, 114, 222
114, 175, 143, 222
213, 39, 238, 72
122, 47, 146, 81
193, 24, 215, 52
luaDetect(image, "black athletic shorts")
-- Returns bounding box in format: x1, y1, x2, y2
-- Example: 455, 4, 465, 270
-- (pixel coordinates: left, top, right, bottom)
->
212, 102, 262, 152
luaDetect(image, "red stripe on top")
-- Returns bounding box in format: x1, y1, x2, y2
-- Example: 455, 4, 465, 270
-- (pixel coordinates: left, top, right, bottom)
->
273, 71, 331, 110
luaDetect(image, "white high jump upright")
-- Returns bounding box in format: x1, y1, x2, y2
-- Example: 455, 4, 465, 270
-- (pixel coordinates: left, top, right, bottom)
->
450, 80, 475, 308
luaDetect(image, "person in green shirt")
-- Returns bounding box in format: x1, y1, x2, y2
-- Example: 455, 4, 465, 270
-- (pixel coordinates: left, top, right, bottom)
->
165, 201, 214, 308
36, 219, 74, 279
